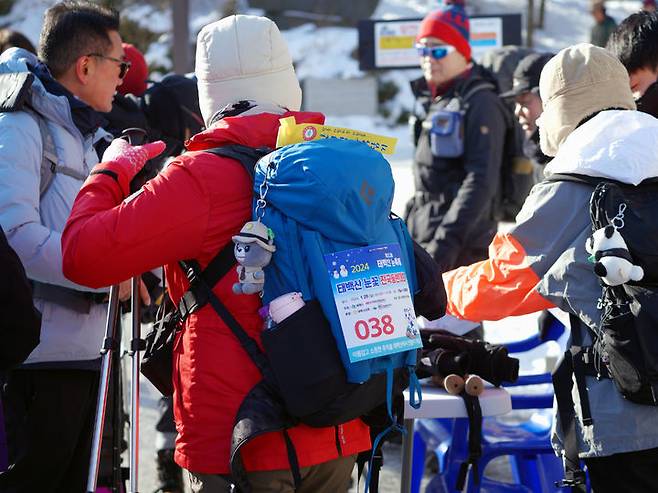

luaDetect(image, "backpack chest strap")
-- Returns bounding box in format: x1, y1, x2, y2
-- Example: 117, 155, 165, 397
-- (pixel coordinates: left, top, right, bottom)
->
594, 247, 634, 263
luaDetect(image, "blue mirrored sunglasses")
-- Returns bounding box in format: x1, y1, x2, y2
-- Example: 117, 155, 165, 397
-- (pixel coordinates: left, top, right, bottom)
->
416, 45, 456, 60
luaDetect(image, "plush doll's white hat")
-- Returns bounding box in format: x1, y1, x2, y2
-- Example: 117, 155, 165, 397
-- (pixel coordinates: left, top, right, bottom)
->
195, 14, 303, 126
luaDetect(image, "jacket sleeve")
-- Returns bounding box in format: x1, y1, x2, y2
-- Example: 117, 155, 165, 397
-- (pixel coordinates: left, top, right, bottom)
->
428, 90, 506, 268
0, 111, 96, 290
443, 181, 591, 321
62, 155, 210, 288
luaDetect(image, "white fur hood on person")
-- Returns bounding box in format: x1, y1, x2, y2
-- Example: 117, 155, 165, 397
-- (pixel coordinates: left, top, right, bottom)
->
544, 110, 658, 185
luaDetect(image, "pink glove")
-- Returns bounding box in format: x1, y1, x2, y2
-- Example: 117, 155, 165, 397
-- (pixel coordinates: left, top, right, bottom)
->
91, 139, 166, 196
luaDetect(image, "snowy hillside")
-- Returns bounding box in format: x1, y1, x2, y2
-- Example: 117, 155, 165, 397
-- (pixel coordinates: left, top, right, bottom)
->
2, 0, 643, 75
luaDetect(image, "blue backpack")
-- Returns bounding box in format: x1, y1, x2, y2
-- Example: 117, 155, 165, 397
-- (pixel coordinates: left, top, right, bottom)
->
254, 138, 422, 428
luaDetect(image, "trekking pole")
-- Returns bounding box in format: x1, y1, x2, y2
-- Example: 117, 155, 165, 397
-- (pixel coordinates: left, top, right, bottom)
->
123, 127, 148, 493
86, 128, 149, 493
87, 284, 122, 493
128, 275, 143, 493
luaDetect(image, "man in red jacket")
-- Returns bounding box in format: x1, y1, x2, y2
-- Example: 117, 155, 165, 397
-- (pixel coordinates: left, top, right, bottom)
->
62, 14, 371, 493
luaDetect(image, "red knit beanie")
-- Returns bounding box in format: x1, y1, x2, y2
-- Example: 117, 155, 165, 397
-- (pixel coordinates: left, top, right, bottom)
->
118, 43, 148, 96
416, 4, 471, 61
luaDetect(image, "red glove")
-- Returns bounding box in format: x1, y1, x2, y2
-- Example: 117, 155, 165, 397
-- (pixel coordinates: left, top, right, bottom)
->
91, 139, 166, 196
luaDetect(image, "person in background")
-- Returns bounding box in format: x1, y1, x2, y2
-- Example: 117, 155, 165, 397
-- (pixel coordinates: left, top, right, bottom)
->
590, 1, 617, 47
0, 28, 35, 55
443, 43, 658, 493
607, 10, 658, 117
0, 225, 42, 474
405, 1, 507, 276
102, 42, 150, 143
500, 52, 554, 182
0, 2, 145, 491
643, 0, 656, 13
117, 42, 148, 98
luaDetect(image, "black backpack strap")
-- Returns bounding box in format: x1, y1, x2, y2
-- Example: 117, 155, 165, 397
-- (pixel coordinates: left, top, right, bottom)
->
203, 144, 271, 180
552, 314, 590, 492
178, 258, 272, 378
177, 257, 302, 489
177, 143, 272, 318
177, 242, 236, 320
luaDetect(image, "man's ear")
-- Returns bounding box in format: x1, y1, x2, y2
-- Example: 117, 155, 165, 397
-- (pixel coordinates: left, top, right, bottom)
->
73, 55, 92, 84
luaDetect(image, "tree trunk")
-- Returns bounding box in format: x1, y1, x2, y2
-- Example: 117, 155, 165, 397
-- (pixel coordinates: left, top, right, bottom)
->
537, 0, 547, 29
527, 0, 535, 48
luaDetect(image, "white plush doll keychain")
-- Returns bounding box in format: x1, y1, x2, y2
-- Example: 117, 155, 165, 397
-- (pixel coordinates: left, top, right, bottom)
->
586, 224, 644, 287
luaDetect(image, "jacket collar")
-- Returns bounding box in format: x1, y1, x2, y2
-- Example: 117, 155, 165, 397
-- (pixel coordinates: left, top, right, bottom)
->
186, 110, 325, 151
30, 60, 107, 138
0, 48, 105, 139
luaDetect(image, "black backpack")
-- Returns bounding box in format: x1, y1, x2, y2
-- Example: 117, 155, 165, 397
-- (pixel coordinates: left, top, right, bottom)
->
550, 173, 658, 405
493, 105, 534, 222
461, 78, 534, 223
547, 173, 658, 490
481, 48, 540, 222
587, 177, 658, 405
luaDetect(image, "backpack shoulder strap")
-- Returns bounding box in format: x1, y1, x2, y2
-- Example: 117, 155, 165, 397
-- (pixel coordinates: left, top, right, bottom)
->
177, 142, 273, 315
0, 73, 87, 196
203, 144, 271, 180
546, 172, 604, 186
177, 241, 236, 319
32, 112, 59, 196
178, 255, 272, 377
23, 109, 88, 197
460, 81, 497, 104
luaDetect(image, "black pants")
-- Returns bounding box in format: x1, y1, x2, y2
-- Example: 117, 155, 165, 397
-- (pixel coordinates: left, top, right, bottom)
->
584, 447, 658, 493
0, 369, 109, 493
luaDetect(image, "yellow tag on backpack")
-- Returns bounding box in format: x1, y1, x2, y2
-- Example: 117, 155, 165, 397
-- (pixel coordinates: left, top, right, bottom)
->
276, 116, 397, 155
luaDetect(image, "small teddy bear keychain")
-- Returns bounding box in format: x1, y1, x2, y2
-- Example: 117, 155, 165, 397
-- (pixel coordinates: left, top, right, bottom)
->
231, 220, 276, 295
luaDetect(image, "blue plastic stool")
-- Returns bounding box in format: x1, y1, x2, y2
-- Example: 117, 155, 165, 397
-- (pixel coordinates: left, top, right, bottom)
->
410, 317, 585, 492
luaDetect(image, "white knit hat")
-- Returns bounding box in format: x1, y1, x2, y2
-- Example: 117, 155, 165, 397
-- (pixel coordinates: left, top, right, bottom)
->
195, 15, 303, 126
539, 43, 636, 157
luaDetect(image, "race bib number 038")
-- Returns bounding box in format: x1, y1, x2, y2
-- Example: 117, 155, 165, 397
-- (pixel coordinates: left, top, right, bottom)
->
324, 243, 421, 363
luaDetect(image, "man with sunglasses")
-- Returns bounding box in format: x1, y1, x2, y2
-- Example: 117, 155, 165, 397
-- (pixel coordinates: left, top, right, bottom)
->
0, 2, 134, 490
405, 1, 508, 279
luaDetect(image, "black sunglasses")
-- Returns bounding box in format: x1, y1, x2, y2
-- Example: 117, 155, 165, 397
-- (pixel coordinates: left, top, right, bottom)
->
86, 53, 131, 79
